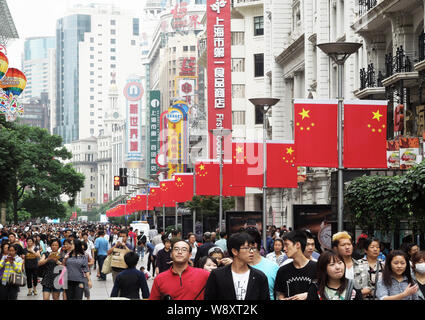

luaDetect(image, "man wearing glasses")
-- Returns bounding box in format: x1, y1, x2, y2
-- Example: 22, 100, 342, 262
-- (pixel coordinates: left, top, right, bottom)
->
204, 232, 270, 300
149, 240, 210, 300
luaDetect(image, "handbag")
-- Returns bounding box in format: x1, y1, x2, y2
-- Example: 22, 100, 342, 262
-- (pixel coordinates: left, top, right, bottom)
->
102, 254, 113, 274
9, 270, 27, 287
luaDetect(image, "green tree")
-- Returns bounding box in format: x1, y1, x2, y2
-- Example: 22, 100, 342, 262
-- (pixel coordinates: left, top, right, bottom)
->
185, 195, 235, 217
345, 174, 408, 235
0, 121, 85, 223
404, 160, 425, 232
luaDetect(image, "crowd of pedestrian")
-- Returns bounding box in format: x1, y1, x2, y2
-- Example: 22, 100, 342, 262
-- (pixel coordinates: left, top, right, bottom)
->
0, 221, 424, 301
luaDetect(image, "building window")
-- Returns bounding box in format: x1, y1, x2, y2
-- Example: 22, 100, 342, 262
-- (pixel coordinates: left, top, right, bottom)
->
231, 58, 245, 72
190, 45, 196, 51
111, 20, 116, 25
90, 47, 94, 51
232, 111, 246, 125
90, 112, 94, 116
131, 40, 136, 46
231, 32, 245, 45
111, 39, 116, 44
90, 37, 94, 43
255, 106, 263, 124
232, 84, 245, 98
254, 16, 264, 36
90, 104, 94, 108
90, 71, 94, 75
133, 18, 140, 36
183, 46, 188, 52
111, 29, 116, 35
90, 63, 94, 67
111, 64, 116, 68
254, 53, 264, 77
90, 128, 94, 135
111, 56, 116, 60
111, 48, 116, 52
90, 55, 94, 59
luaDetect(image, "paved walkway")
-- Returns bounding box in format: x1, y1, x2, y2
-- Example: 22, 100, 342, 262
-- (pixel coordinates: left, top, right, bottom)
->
17, 255, 154, 300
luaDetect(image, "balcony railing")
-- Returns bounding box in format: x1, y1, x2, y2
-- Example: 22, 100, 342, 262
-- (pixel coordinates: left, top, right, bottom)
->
358, 0, 378, 16
385, 46, 412, 78
360, 63, 383, 90
232, 0, 261, 7
419, 31, 425, 62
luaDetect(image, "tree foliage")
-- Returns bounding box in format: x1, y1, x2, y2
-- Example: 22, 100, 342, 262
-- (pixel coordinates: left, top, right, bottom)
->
184, 195, 235, 217
0, 120, 85, 223
346, 160, 425, 235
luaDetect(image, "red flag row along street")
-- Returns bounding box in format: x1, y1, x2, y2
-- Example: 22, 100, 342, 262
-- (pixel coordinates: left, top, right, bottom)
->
107, 99, 387, 217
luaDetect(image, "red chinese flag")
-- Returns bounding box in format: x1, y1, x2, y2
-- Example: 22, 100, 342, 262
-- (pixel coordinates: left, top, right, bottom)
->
267, 141, 298, 188
148, 187, 160, 208
174, 173, 194, 203
135, 194, 147, 212
343, 100, 387, 168
195, 160, 245, 196
231, 141, 263, 187
294, 99, 338, 167
195, 161, 219, 196
159, 179, 176, 207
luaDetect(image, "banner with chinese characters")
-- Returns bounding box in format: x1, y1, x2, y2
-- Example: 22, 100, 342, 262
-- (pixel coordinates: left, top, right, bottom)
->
124, 76, 144, 167
399, 137, 421, 169
147, 91, 161, 176
207, 0, 232, 160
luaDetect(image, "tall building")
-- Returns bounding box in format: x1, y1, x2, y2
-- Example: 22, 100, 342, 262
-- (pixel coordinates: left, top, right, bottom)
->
54, 4, 144, 144
22, 37, 56, 100
19, 92, 50, 130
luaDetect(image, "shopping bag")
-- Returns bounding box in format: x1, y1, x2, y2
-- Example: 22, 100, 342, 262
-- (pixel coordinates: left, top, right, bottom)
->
101, 254, 113, 274
110, 248, 129, 269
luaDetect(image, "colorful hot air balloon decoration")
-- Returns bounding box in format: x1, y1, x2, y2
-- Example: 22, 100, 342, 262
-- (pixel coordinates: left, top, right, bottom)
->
0, 51, 8, 82
0, 68, 27, 122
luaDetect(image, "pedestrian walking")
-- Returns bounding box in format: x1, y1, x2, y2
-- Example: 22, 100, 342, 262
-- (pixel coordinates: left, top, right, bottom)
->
266, 238, 285, 266
0, 244, 24, 300
155, 238, 172, 274
62, 239, 92, 300
194, 232, 215, 266
107, 229, 134, 283
23, 236, 41, 296
150, 240, 210, 300
38, 239, 64, 300
196, 256, 218, 272
275, 230, 317, 300
110, 251, 150, 300
204, 232, 270, 300
307, 250, 363, 300
376, 250, 419, 300
94, 230, 109, 281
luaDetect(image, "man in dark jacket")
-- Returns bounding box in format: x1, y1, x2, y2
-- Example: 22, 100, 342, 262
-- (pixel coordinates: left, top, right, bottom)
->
110, 251, 150, 300
204, 232, 270, 300
155, 238, 172, 274
194, 232, 216, 266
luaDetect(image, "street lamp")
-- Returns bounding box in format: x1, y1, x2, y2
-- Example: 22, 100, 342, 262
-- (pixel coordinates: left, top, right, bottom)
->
249, 98, 280, 253
211, 128, 232, 233
317, 42, 362, 232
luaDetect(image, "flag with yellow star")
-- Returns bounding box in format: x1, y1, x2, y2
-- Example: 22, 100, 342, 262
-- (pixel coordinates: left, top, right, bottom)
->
267, 141, 298, 188
231, 140, 263, 187
173, 173, 194, 202
294, 99, 338, 168
148, 186, 160, 208
343, 100, 387, 168
159, 179, 177, 207
195, 160, 246, 196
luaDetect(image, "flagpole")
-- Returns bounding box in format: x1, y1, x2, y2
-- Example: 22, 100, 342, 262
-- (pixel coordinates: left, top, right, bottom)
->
317, 42, 362, 232
249, 98, 279, 254
193, 170, 196, 234
163, 204, 165, 231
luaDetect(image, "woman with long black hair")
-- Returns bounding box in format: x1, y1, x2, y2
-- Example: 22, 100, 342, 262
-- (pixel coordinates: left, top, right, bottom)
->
62, 239, 91, 300
376, 250, 419, 300
307, 250, 362, 300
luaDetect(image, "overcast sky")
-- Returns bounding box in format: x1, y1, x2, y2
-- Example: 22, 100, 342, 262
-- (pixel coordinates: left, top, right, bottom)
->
6, 0, 147, 67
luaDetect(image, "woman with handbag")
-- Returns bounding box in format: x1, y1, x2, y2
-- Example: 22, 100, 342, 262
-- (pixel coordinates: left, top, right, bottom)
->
0, 244, 24, 300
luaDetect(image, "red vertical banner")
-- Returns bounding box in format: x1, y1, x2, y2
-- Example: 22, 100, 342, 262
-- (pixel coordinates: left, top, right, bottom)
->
343, 100, 388, 168
294, 99, 338, 168
207, 0, 232, 160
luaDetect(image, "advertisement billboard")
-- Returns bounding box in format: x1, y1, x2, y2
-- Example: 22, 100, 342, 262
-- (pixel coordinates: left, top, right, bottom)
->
147, 91, 161, 176
124, 76, 144, 167
207, 0, 232, 160
225, 211, 263, 237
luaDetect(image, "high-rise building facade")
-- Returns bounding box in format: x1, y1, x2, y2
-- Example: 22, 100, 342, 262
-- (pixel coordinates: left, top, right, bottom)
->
54, 4, 144, 145
22, 37, 56, 100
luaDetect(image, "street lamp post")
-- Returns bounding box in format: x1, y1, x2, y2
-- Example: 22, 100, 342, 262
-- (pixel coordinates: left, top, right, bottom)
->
211, 128, 232, 233
317, 42, 362, 232
249, 98, 280, 253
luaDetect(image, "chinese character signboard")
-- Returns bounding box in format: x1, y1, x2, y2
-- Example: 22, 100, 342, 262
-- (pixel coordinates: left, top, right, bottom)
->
207, 0, 232, 160
176, 77, 196, 108
147, 91, 161, 176
124, 77, 144, 167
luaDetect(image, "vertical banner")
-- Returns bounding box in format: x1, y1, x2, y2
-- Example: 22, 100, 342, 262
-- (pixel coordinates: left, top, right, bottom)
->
124, 76, 144, 167
207, 0, 232, 160
166, 101, 189, 178
147, 91, 161, 176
